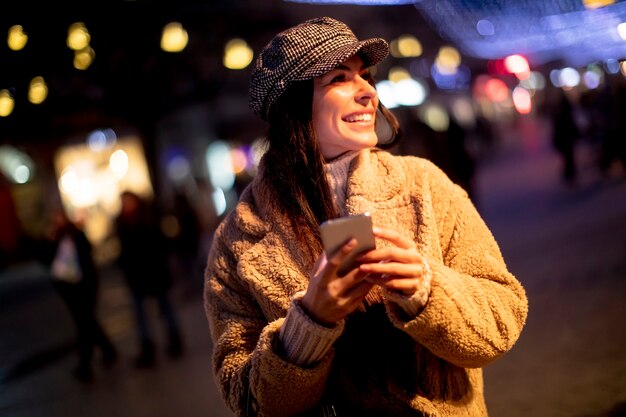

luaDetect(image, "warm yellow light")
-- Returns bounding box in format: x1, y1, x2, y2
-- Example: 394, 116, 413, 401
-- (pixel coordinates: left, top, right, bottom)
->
54, 136, 153, 246
109, 149, 129, 179
8, 25, 28, 50
67, 22, 91, 50
60, 166, 80, 194
420, 104, 449, 132
0, 90, 15, 117
435, 46, 461, 75
223, 38, 254, 70
388, 66, 411, 83
28, 76, 48, 104
583, 0, 615, 9
161, 22, 188, 53
390, 34, 422, 58
74, 47, 95, 70
439, 46, 461, 64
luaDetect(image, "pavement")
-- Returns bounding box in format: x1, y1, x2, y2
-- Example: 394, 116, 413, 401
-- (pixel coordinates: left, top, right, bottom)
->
477, 117, 626, 417
0, 261, 234, 417
1, 115, 626, 417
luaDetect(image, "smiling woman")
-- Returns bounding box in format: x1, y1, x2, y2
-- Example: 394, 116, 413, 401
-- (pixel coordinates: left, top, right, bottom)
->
203, 16, 528, 417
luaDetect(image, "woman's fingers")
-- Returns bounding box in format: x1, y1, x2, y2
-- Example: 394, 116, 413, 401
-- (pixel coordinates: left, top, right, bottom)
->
356, 227, 431, 297
359, 261, 423, 278
372, 227, 415, 249
303, 237, 375, 323
361, 262, 429, 296
358, 245, 420, 264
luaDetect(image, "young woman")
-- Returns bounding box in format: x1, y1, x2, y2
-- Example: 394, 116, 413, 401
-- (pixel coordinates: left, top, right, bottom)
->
204, 17, 528, 417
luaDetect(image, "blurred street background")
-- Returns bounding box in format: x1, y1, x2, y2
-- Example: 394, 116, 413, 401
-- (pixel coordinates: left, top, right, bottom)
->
2, 1, 626, 417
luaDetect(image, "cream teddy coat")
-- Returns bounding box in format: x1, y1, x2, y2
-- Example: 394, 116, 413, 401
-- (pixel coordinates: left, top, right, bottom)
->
204, 148, 528, 417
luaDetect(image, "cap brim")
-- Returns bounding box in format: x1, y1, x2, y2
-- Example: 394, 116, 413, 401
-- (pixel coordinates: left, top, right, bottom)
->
296, 38, 388, 80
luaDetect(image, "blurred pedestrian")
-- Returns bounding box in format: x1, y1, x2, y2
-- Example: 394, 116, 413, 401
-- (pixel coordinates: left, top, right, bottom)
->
45, 210, 117, 382
551, 89, 581, 185
115, 191, 184, 368
171, 191, 203, 297
445, 116, 476, 199
401, 113, 476, 200
204, 17, 528, 416
599, 77, 626, 176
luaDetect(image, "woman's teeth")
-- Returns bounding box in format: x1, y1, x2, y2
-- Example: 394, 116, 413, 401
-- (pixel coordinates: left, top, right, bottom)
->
344, 113, 372, 122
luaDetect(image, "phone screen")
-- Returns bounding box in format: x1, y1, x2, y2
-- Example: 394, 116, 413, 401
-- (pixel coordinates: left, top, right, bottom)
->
320, 213, 376, 276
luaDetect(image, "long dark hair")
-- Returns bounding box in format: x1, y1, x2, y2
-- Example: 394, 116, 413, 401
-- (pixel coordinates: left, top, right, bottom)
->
263, 77, 400, 255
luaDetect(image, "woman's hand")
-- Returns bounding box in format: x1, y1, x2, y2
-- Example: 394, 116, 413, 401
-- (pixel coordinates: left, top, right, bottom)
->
357, 227, 430, 296
301, 239, 375, 325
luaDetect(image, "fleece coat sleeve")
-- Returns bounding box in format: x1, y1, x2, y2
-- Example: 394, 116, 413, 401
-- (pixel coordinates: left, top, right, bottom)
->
204, 217, 334, 417
385, 162, 528, 368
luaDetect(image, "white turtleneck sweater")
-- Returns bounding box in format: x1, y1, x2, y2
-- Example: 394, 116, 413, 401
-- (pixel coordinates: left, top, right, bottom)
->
323, 150, 357, 216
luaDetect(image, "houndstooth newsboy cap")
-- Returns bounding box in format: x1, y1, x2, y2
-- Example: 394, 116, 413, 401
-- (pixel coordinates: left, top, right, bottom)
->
249, 16, 389, 120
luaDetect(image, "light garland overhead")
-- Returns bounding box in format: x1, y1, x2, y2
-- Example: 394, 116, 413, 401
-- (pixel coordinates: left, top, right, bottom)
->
414, 0, 626, 67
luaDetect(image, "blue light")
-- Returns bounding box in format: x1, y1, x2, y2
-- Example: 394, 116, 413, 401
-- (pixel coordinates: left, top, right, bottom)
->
605, 58, 621, 74
415, 0, 626, 67
431, 65, 456, 90
87, 128, 117, 151
583, 70, 601, 89
431, 63, 471, 91
476, 19, 495, 36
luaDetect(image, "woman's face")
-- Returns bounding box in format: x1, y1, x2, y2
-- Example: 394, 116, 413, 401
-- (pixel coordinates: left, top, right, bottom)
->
312, 54, 379, 160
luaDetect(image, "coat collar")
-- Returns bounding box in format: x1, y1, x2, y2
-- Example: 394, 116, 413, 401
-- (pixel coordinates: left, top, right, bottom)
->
236, 148, 412, 232
344, 148, 409, 214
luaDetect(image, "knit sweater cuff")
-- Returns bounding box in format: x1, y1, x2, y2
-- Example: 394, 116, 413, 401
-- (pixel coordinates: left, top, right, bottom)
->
279, 292, 345, 367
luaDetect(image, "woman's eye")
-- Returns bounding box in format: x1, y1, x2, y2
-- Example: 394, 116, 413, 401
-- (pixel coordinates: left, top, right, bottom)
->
330, 74, 346, 83
361, 72, 373, 82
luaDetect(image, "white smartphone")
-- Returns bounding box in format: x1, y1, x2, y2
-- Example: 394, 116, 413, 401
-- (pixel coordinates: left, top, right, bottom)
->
320, 212, 376, 276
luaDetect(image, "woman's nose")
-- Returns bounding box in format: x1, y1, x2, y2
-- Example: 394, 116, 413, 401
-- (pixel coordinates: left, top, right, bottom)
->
355, 75, 377, 102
